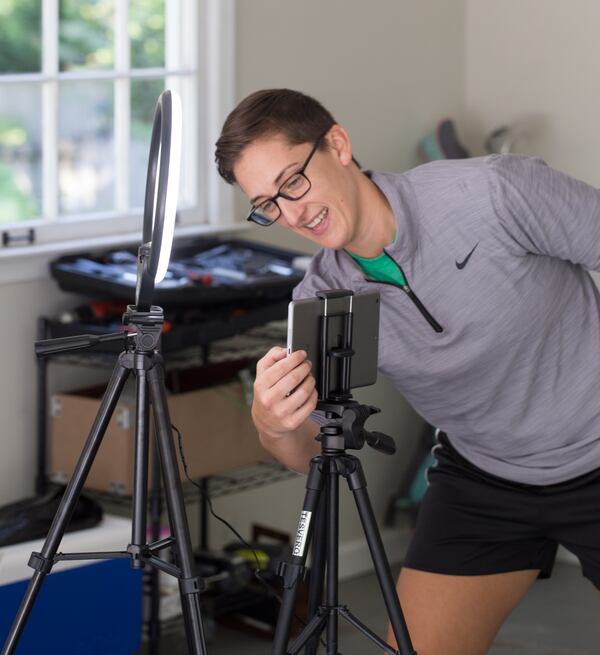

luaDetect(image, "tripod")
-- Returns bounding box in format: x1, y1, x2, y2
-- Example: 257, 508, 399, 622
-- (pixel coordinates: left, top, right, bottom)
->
271, 402, 416, 655
2, 305, 207, 655
271, 289, 416, 655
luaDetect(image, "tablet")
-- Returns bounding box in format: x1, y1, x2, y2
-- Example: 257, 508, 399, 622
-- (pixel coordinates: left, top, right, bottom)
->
287, 291, 380, 399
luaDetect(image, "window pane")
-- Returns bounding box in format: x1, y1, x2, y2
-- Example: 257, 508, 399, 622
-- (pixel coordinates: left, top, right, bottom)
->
59, 81, 114, 214
130, 0, 165, 68
130, 78, 164, 208
0, 84, 41, 223
59, 0, 114, 72
0, 0, 42, 73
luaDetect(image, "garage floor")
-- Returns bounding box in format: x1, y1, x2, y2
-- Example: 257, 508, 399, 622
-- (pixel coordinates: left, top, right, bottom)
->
141, 560, 598, 654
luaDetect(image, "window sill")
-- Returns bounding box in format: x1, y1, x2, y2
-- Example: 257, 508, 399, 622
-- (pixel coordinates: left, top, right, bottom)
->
0, 221, 250, 286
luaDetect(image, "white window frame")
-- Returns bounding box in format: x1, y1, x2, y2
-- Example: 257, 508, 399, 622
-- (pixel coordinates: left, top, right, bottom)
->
0, 0, 236, 281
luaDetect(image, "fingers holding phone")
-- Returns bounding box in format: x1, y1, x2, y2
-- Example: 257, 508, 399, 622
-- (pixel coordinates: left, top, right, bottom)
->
252, 347, 317, 435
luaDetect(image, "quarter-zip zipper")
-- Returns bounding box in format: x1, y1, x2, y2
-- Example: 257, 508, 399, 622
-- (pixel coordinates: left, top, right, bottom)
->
363, 249, 444, 333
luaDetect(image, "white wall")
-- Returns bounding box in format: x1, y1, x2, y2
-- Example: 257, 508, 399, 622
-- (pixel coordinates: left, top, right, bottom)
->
0, 281, 110, 503
235, 0, 466, 202
463, 0, 600, 293
463, 0, 600, 185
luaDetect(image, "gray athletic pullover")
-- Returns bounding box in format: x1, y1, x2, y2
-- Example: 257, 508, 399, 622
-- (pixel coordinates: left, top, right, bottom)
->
292, 154, 600, 485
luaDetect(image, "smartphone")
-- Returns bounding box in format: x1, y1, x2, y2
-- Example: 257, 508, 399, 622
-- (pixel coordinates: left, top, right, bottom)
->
287, 291, 380, 399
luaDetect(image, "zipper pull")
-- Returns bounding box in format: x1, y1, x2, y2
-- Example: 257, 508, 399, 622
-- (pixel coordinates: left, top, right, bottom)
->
403, 285, 444, 333
381, 249, 444, 333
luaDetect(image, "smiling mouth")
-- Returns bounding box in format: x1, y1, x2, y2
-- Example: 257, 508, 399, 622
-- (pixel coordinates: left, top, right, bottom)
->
306, 207, 328, 229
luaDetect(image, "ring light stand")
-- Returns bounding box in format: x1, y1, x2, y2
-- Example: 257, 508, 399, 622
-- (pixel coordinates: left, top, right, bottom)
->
2, 90, 208, 655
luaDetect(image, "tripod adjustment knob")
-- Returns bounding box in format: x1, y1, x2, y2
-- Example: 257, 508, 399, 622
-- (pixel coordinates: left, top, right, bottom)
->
140, 333, 156, 349
366, 430, 396, 455
28, 552, 53, 574
277, 560, 305, 589
180, 576, 205, 594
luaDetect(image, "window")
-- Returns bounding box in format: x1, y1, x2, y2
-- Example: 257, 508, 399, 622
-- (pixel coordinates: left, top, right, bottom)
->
0, 0, 234, 250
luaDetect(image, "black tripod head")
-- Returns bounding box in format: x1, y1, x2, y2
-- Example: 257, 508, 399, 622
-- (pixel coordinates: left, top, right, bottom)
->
317, 399, 396, 455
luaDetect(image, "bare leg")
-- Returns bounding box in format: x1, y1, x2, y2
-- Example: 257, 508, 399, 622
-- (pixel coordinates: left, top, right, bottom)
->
386, 567, 540, 655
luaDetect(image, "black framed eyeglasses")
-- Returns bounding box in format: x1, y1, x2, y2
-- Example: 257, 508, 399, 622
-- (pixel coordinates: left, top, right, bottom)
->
246, 130, 328, 226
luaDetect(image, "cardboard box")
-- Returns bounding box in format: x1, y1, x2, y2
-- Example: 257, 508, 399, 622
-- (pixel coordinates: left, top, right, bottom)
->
50, 365, 269, 494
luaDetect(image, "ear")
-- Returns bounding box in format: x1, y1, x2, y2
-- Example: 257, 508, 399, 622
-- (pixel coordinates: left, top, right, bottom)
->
325, 124, 353, 167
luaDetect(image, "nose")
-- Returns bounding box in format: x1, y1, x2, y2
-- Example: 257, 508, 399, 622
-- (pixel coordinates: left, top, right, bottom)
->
278, 197, 305, 226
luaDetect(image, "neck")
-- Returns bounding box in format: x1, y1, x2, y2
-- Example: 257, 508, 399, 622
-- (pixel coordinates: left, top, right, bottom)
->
345, 171, 396, 258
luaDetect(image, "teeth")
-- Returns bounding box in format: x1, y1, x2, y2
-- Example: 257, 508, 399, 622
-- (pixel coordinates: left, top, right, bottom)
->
306, 208, 328, 229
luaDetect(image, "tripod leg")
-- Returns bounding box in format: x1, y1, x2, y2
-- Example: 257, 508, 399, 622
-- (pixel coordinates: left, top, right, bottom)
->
271, 458, 325, 655
147, 363, 207, 655
344, 458, 416, 655
304, 490, 327, 655
147, 433, 163, 655
287, 609, 330, 655
131, 364, 150, 565
325, 460, 339, 654
1, 361, 130, 655
132, 366, 161, 653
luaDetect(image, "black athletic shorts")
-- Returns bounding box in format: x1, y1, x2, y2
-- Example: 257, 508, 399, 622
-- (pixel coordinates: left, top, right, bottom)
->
403, 433, 600, 589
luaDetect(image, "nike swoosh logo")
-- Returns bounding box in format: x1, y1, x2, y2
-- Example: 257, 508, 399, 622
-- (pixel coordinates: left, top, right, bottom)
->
456, 243, 479, 270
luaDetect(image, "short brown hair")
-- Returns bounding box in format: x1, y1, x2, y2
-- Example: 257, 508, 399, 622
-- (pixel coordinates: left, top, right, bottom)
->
215, 89, 336, 185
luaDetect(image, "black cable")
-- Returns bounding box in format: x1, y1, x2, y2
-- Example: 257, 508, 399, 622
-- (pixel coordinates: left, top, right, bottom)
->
172, 423, 325, 649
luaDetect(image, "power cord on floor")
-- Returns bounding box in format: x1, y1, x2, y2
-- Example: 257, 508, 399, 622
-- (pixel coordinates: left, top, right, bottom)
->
172, 422, 326, 649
